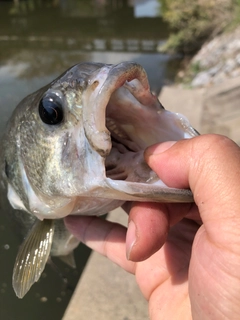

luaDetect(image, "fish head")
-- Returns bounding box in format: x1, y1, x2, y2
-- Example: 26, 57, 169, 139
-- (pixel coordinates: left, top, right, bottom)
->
3, 62, 198, 221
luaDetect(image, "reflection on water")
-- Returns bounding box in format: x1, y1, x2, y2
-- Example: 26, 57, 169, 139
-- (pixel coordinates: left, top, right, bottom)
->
0, 1, 179, 319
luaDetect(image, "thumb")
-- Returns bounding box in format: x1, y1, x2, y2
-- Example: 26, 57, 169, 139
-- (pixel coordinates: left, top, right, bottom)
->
145, 134, 240, 252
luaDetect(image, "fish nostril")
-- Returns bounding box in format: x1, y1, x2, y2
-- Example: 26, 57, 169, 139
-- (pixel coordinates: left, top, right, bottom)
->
92, 80, 99, 89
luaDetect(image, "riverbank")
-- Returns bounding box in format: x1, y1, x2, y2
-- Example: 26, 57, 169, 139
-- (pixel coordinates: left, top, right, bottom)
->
160, 74, 240, 146
160, 24, 240, 146
179, 25, 240, 88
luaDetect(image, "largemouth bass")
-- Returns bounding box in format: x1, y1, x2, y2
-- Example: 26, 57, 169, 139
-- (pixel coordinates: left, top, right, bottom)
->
1, 62, 199, 298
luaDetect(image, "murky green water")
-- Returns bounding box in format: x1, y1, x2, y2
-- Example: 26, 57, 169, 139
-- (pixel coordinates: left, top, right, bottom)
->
0, 1, 179, 319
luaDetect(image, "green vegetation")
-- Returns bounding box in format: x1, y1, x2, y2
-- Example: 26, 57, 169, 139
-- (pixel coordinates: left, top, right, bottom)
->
159, 0, 235, 54
231, 0, 240, 26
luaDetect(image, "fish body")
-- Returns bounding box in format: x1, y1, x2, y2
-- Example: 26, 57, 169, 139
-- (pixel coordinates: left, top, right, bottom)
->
1, 62, 199, 298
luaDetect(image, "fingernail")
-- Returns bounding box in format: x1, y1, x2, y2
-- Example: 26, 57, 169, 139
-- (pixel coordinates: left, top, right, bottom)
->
126, 220, 136, 260
146, 141, 177, 156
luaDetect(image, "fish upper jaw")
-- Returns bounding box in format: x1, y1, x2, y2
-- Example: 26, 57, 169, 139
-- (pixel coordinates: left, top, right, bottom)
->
81, 62, 159, 157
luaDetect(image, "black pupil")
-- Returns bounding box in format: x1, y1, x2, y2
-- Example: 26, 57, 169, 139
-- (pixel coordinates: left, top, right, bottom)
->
39, 97, 63, 125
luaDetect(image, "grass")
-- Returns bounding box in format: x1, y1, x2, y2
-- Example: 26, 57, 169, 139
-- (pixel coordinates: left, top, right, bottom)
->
159, 0, 235, 54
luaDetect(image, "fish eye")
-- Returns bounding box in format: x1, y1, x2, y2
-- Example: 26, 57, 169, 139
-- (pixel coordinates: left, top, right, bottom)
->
39, 95, 63, 125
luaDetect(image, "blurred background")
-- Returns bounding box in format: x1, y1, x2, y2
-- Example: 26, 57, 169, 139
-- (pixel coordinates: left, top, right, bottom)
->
0, 0, 239, 319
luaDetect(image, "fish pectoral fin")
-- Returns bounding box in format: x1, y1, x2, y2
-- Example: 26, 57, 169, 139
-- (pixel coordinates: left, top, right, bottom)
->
12, 219, 55, 299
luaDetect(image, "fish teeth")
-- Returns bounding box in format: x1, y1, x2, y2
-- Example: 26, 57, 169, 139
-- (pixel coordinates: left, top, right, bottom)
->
106, 117, 128, 139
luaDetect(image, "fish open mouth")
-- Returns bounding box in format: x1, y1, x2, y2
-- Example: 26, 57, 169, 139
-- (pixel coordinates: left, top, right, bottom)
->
82, 62, 197, 202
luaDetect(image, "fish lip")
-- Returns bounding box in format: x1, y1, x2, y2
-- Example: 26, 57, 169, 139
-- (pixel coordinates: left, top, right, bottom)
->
82, 61, 159, 157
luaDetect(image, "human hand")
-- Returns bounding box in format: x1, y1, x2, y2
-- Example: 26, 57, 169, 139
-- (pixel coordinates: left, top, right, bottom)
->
65, 134, 240, 319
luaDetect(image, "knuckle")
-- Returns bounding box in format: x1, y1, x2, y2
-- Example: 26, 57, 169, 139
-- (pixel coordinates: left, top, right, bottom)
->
193, 134, 239, 159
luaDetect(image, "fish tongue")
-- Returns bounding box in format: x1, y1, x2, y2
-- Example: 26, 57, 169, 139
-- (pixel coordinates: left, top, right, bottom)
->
12, 219, 54, 298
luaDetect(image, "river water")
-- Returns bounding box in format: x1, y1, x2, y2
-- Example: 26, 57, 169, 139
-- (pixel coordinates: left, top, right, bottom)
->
0, 1, 179, 319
